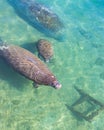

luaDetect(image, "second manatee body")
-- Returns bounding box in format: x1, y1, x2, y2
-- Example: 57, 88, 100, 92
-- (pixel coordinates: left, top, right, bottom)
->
8, 0, 64, 40
0, 43, 61, 89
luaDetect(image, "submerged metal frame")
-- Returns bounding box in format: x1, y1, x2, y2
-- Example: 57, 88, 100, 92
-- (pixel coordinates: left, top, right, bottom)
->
66, 86, 104, 122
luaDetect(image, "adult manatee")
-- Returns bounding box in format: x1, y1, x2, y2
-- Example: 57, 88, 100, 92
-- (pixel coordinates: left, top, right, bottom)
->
8, 0, 64, 41
0, 41, 61, 89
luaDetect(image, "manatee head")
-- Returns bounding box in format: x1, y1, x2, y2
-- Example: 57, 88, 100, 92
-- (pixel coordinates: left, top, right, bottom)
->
45, 75, 62, 89
51, 80, 62, 89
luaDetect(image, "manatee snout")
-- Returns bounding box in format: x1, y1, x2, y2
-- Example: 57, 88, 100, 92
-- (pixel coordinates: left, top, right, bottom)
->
51, 81, 62, 89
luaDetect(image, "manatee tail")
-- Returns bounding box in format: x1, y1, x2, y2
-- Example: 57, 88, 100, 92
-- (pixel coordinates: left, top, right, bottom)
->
0, 38, 8, 56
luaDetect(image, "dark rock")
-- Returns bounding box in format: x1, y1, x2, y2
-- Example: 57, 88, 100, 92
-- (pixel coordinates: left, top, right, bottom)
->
100, 72, 104, 80
95, 57, 104, 66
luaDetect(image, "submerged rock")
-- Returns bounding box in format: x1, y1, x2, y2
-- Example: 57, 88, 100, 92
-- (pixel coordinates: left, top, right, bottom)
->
37, 39, 53, 62
95, 57, 104, 66
0, 42, 61, 89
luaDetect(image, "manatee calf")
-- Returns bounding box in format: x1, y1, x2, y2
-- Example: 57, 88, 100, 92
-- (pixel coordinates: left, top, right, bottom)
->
37, 39, 53, 62
0, 42, 61, 89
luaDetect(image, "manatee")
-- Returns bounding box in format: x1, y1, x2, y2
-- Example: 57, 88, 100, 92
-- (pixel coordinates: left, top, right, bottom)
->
8, 0, 64, 40
0, 42, 61, 89
37, 39, 53, 62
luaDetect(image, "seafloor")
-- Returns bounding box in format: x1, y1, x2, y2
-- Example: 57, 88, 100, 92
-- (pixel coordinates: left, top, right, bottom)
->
0, 0, 104, 130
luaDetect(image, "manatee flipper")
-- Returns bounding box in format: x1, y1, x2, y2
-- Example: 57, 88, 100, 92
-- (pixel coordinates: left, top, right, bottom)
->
32, 82, 39, 88
38, 52, 41, 59
38, 52, 45, 62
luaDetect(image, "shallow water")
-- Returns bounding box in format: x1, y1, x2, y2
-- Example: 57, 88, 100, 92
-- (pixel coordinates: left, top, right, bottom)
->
0, 0, 104, 130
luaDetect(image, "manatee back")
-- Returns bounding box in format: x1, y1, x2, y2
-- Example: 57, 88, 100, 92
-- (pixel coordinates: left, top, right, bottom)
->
2, 45, 53, 84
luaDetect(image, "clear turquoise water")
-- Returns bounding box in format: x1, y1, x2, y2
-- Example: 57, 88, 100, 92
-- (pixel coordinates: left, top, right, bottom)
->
0, 0, 104, 130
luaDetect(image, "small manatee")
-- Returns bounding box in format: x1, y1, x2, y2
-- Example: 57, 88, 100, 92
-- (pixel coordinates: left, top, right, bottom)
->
37, 39, 54, 62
